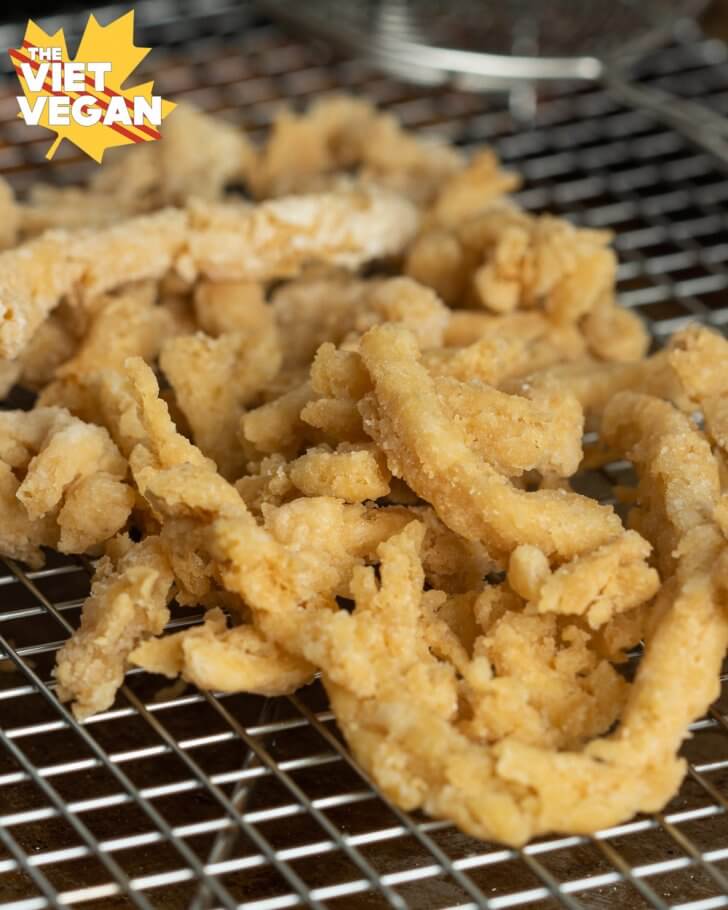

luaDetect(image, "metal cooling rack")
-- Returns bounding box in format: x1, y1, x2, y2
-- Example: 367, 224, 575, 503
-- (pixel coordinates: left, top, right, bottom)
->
2, 2, 728, 908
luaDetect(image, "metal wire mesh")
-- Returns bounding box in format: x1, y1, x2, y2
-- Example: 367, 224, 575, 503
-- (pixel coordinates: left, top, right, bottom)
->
2, 2, 728, 907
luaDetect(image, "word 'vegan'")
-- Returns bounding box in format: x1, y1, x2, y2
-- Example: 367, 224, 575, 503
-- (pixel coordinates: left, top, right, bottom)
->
15, 46, 162, 127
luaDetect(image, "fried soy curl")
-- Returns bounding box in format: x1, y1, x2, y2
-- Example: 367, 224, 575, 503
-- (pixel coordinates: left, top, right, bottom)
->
0, 184, 419, 359
0, 93, 725, 848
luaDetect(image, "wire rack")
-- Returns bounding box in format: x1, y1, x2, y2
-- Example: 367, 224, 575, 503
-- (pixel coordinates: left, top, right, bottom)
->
2, 2, 728, 908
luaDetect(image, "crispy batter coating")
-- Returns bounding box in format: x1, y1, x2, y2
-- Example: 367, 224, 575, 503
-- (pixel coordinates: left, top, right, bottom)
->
407, 206, 614, 316
427, 150, 521, 227
217, 437, 726, 844
433, 312, 587, 384
350, 277, 450, 350
193, 279, 270, 337
243, 495, 489, 598
20, 104, 257, 235
241, 379, 325, 457
668, 324, 728, 454
0, 232, 86, 361
603, 393, 720, 577
358, 324, 621, 559
17, 311, 79, 390
0, 359, 21, 398
508, 532, 660, 629
55, 535, 175, 719
460, 601, 630, 751
581, 294, 649, 362
272, 271, 368, 369
0, 462, 56, 568
213, 519, 632, 844
124, 356, 212, 472
4, 93, 724, 853
361, 113, 464, 205
288, 444, 391, 501
129, 607, 313, 695
495, 397, 728, 839
183, 185, 419, 283
434, 377, 584, 477
0, 186, 419, 359
160, 323, 281, 479
235, 454, 296, 514
252, 95, 463, 204
250, 96, 377, 198
0, 177, 20, 250
0, 407, 133, 563
55, 282, 173, 384
501, 351, 689, 420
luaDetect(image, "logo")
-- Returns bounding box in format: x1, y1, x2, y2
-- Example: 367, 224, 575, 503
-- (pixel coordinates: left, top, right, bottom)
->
9, 10, 175, 162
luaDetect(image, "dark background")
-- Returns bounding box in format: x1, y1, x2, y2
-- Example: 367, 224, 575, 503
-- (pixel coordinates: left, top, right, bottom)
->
3, 0, 728, 39
3, 1, 92, 20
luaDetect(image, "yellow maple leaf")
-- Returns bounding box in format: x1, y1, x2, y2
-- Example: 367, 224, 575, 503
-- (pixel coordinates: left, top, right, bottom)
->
9, 11, 176, 163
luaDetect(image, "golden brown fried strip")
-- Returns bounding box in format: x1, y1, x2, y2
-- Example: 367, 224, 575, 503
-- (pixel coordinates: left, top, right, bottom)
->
407, 205, 614, 316
182, 186, 419, 282
129, 607, 313, 695
259, 495, 490, 597
288, 444, 391, 502
25, 283, 172, 409
431, 312, 587, 385
55, 535, 175, 719
252, 95, 463, 204
124, 356, 212, 472
306, 335, 587, 475
57, 283, 173, 381
434, 377, 583, 477
508, 532, 660, 629
272, 271, 367, 369
213, 519, 630, 844
361, 113, 464, 205
0, 212, 185, 360
603, 392, 720, 577
406, 504, 494, 592
160, 324, 281, 479
0, 462, 55, 568
212, 519, 436, 695
427, 150, 521, 227
17, 311, 79, 390
352, 278, 451, 350
0, 177, 20, 250
358, 324, 621, 559
668, 324, 728, 454
241, 383, 319, 457
235, 454, 295, 514
273, 273, 449, 371
581, 294, 649, 362
0, 359, 21, 398
137, 463, 252, 605
193, 279, 270, 337
461, 603, 631, 751
251, 96, 375, 197
0, 186, 419, 359
96, 364, 262, 619
0, 407, 133, 561
496, 396, 728, 838
501, 351, 689, 421
20, 104, 257, 235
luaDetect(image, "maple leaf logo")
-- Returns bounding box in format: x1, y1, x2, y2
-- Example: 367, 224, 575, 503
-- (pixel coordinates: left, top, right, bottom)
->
9, 11, 176, 163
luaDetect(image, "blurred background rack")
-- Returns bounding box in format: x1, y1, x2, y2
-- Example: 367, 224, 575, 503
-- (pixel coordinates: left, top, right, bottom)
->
3, 1, 728, 908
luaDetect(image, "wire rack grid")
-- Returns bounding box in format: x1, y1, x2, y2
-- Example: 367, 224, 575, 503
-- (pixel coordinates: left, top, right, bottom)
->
1, 2, 728, 908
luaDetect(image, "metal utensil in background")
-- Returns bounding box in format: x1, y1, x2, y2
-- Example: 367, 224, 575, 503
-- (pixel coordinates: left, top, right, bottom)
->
261, 0, 728, 159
